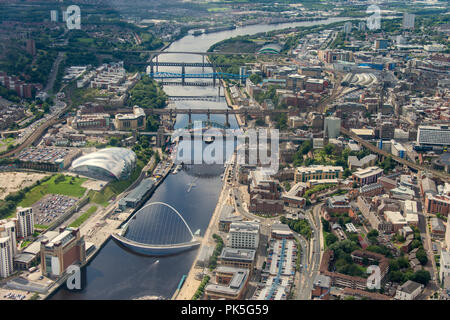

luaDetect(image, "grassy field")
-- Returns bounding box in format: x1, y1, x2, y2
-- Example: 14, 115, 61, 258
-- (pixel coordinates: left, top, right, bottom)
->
89, 161, 144, 207
34, 224, 49, 230
70, 87, 112, 107
21, 240, 32, 248
207, 7, 230, 12
18, 175, 87, 207
69, 205, 98, 228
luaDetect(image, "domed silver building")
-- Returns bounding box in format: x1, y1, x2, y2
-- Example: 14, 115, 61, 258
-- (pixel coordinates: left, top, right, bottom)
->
70, 147, 137, 180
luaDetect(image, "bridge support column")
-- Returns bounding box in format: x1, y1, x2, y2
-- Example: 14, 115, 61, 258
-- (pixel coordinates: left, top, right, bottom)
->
225, 110, 230, 128
244, 111, 248, 126
202, 55, 205, 73
156, 56, 159, 73
181, 64, 185, 86
207, 109, 211, 123
218, 86, 221, 98
188, 109, 192, 125
150, 63, 154, 76
213, 73, 216, 87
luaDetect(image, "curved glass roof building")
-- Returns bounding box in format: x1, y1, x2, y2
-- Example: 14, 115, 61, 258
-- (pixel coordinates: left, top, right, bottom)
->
258, 43, 281, 54
71, 147, 136, 180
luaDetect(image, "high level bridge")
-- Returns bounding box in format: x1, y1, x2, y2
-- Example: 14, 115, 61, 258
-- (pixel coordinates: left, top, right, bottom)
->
110, 107, 289, 127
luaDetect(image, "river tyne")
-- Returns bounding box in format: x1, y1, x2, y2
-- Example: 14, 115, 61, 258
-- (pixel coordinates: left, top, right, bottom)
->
50, 17, 347, 300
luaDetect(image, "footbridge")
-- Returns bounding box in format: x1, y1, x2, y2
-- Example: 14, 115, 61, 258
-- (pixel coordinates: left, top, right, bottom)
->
112, 202, 200, 256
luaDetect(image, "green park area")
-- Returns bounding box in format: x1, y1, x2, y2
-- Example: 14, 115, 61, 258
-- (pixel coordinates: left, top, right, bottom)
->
69, 206, 98, 228
0, 174, 87, 220
18, 174, 87, 207
88, 160, 145, 207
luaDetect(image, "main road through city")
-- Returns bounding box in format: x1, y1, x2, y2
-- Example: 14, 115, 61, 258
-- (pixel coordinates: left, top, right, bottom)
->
51, 17, 348, 300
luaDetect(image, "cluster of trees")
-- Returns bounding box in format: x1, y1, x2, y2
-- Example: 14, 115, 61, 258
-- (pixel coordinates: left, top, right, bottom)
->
208, 234, 224, 270
192, 275, 211, 300
127, 76, 167, 109
303, 184, 335, 200
280, 216, 312, 240
389, 256, 431, 285
0, 85, 20, 103
0, 45, 57, 86
249, 73, 262, 84
379, 156, 396, 174
132, 135, 154, 164
146, 115, 160, 132
328, 239, 368, 277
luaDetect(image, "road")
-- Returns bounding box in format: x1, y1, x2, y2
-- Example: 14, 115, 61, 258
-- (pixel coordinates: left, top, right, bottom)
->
418, 208, 440, 299
296, 204, 323, 299
44, 52, 65, 93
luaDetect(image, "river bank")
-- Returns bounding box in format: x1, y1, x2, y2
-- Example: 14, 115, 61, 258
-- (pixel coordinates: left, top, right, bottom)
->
174, 163, 233, 300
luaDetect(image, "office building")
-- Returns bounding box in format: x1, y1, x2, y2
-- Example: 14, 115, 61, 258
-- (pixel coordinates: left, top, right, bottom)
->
395, 280, 423, 300
352, 166, 383, 186
424, 194, 450, 216
343, 22, 352, 34
17, 207, 34, 239
324, 117, 341, 139
403, 13, 415, 30
440, 251, 450, 285
218, 247, 256, 270
375, 39, 389, 50
40, 227, 86, 278
0, 219, 17, 255
312, 275, 331, 300
0, 237, 14, 278
50, 10, 58, 22
204, 266, 249, 300
114, 106, 146, 131
294, 165, 343, 183
380, 122, 395, 139
26, 39, 36, 56
229, 222, 260, 250
391, 140, 406, 159
417, 125, 450, 147
348, 154, 377, 170
70, 112, 111, 130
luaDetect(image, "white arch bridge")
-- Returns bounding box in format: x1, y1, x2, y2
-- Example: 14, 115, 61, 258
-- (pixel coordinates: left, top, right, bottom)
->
111, 202, 200, 256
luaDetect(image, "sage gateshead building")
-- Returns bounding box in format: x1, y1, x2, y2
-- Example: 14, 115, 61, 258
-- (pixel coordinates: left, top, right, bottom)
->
70, 147, 136, 181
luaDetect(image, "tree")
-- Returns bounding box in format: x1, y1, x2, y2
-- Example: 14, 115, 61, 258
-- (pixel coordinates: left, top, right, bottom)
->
411, 270, 431, 285
324, 143, 334, 155
326, 233, 338, 246
249, 73, 262, 84
397, 256, 410, 269
109, 137, 119, 146
299, 140, 312, 155
416, 249, 428, 265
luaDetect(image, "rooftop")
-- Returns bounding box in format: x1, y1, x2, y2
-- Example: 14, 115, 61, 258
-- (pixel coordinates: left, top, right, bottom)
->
398, 280, 423, 295
219, 247, 256, 262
